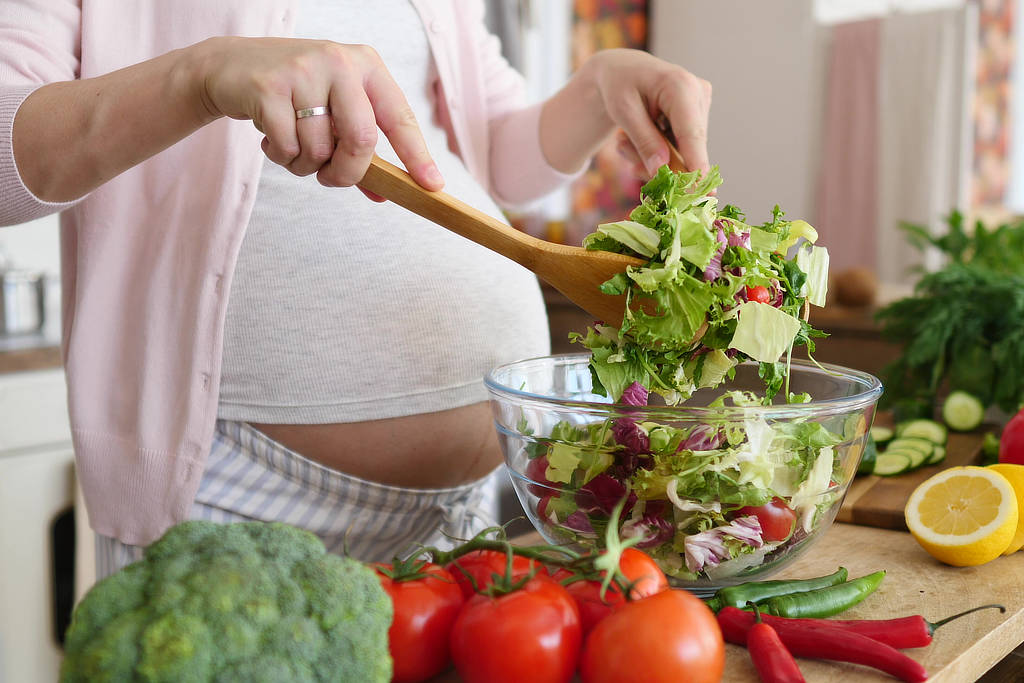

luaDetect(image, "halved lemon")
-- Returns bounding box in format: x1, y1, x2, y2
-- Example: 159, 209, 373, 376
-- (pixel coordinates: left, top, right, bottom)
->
904, 466, 1018, 567
988, 464, 1024, 555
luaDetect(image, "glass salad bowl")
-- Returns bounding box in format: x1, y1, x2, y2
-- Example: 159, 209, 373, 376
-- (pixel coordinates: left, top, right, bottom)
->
485, 353, 882, 594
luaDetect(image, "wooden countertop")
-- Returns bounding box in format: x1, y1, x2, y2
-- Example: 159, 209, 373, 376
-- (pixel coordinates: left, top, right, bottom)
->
433, 523, 1024, 682
718, 523, 1024, 682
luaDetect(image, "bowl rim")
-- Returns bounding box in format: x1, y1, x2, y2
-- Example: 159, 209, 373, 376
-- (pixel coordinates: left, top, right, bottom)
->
485, 353, 883, 420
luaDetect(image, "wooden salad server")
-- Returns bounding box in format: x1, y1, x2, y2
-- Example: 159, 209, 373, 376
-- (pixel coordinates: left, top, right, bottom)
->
359, 155, 644, 327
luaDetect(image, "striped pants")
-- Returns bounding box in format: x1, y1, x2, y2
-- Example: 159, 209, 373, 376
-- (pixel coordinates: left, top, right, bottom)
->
95, 419, 501, 579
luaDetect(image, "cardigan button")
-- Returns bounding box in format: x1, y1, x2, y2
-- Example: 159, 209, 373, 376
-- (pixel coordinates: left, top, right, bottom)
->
430, 19, 444, 33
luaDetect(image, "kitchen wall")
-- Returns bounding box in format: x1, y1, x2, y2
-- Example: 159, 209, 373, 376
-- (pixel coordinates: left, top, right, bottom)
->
0, 213, 60, 275
650, 0, 979, 293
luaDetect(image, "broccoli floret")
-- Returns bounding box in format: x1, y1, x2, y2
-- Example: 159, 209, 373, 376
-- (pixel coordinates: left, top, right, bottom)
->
60, 521, 393, 682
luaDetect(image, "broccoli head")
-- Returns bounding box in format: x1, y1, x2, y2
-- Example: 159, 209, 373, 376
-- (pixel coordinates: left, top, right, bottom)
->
60, 521, 392, 682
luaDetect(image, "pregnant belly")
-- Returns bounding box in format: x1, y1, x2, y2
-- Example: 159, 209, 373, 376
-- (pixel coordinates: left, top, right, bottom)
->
249, 402, 502, 488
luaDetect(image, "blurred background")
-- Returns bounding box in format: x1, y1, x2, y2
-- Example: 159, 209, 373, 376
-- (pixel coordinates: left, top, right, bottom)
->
2, 1, 1022, 680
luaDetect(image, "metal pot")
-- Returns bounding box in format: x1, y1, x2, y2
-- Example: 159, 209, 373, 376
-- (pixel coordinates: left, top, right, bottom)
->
0, 269, 45, 336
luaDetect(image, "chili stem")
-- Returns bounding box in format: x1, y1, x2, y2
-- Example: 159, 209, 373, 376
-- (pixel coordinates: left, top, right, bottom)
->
930, 604, 1006, 632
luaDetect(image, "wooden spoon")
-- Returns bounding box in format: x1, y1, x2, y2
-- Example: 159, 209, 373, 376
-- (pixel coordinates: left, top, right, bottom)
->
359, 155, 644, 327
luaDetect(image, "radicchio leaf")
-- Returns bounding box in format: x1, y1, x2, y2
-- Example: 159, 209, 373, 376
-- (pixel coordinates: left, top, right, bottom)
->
563, 510, 595, 535
704, 225, 728, 282
576, 474, 636, 516
721, 515, 764, 548
620, 381, 649, 407
679, 424, 724, 451
621, 502, 674, 548
684, 530, 728, 572
612, 417, 650, 455
727, 229, 751, 249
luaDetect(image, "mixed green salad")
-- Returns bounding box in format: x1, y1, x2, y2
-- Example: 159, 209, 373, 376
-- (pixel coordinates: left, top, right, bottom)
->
526, 166, 843, 581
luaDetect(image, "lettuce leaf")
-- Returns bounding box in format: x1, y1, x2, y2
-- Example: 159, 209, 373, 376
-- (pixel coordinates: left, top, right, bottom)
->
587, 220, 661, 258
728, 302, 802, 363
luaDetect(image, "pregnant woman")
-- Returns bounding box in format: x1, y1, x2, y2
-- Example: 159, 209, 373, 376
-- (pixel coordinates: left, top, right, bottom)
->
0, 0, 712, 576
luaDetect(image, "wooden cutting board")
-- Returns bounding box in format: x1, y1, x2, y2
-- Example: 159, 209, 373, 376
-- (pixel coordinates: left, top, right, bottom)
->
837, 428, 987, 530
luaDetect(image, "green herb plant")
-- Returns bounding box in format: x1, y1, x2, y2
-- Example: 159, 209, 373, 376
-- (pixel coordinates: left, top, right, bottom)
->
876, 211, 1024, 415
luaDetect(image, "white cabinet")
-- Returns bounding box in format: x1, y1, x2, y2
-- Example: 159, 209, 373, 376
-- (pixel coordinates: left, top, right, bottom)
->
0, 368, 77, 683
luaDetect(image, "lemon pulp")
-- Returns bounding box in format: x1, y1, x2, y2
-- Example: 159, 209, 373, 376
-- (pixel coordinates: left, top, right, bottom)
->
905, 466, 1017, 567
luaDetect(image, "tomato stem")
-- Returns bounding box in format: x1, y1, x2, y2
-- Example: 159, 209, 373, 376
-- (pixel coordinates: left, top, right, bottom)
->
422, 525, 640, 597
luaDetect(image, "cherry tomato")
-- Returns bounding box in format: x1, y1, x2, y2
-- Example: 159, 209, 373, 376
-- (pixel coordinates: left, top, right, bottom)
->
746, 285, 771, 304
374, 562, 465, 683
451, 573, 581, 683
446, 550, 544, 599
999, 407, 1024, 465
734, 497, 797, 542
552, 548, 669, 635
580, 589, 725, 683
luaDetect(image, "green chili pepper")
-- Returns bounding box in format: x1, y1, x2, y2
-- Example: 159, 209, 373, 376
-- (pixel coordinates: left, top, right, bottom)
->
705, 567, 849, 612
763, 570, 886, 618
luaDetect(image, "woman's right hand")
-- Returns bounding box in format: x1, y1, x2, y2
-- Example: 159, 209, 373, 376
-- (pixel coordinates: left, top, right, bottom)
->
197, 36, 443, 194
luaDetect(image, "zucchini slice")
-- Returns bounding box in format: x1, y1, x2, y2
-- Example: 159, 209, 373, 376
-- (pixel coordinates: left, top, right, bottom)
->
942, 391, 985, 432
873, 451, 913, 476
896, 419, 948, 445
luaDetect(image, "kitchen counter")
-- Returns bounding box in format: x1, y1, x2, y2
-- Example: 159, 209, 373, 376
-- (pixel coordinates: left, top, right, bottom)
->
0, 331, 61, 374
433, 523, 1024, 682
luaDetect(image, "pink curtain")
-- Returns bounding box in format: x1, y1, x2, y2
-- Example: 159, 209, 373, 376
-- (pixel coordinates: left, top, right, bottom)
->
816, 19, 882, 272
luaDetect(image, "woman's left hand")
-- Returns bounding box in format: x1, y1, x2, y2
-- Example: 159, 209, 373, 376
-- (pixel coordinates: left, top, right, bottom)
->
541, 48, 712, 179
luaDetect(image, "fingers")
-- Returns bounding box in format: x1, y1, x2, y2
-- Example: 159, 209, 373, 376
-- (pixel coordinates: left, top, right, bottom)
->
615, 131, 648, 179
233, 41, 437, 192
610, 93, 670, 176
259, 96, 302, 167
288, 105, 336, 177
316, 71, 379, 187
362, 53, 443, 191
663, 74, 711, 175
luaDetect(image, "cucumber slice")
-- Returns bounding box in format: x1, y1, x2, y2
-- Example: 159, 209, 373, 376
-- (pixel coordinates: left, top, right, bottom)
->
870, 426, 895, 445
925, 445, 946, 466
874, 451, 913, 476
858, 437, 878, 476
896, 419, 948, 445
887, 437, 935, 456
886, 446, 930, 470
942, 391, 985, 432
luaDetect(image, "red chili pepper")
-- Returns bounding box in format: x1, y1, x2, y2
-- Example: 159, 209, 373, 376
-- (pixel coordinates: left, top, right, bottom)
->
718, 607, 928, 683
721, 603, 1005, 649
746, 603, 805, 683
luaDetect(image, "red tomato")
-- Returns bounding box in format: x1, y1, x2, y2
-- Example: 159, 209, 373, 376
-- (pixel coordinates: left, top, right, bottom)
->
374, 562, 465, 683
552, 548, 669, 635
451, 573, 581, 683
580, 589, 725, 683
999, 407, 1024, 465
446, 550, 543, 599
746, 285, 771, 304
734, 497, 797, 542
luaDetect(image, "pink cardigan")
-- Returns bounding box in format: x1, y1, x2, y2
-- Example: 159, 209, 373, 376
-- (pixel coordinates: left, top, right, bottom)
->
0, 0, 577, 545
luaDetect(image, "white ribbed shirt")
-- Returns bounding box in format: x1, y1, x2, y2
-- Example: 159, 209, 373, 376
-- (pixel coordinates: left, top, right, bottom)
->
217, 0, 550, 423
